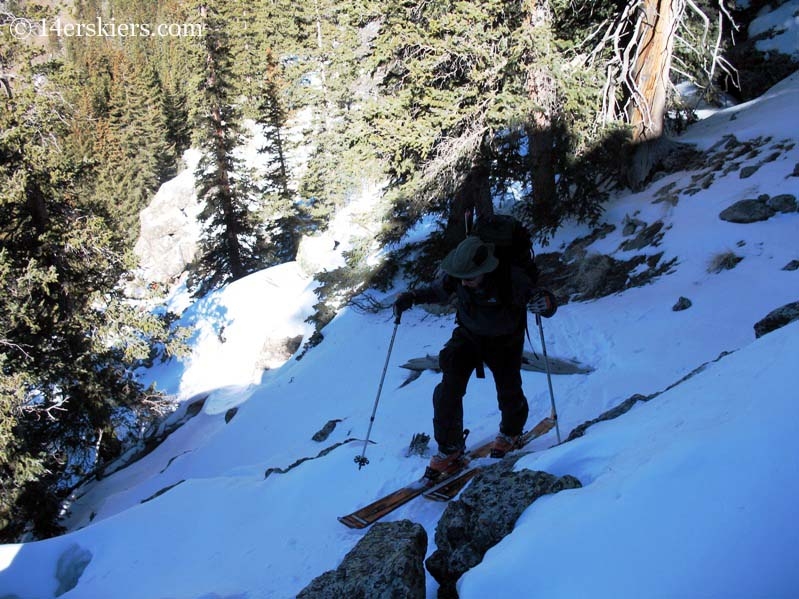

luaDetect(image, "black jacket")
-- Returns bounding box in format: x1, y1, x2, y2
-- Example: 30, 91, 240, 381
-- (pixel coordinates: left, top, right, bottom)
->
413, 267, 535, 337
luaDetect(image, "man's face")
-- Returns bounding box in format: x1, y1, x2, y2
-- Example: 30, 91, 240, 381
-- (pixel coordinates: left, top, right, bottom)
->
461, 273, 485, 289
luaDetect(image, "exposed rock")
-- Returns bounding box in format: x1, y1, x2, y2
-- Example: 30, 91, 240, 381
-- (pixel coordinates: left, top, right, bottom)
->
185, 396, 207, 418
538, 249, 676, 304
134, 151, 202, 286
622, 214, 647, 236
561, 224, 616, 263
141, 480, 185, 504
567, 351, 734, 442
672, 296, 693, 311
652, 181, 680, 205
531, 205, 678, 305
655, 142, 706, 178
739, 165, 760, 179
783, 260, 799, 271
96, 394, 204, 480
55, 544, 92, 597
719, 199, 775, 223
619, 221, 665, 251
426, 460, 581, 598
767, 194, 797, 213
572, 253, 639, 300
754, 301, 799, 338
256, 335, 304, 370
572, 254, 618, 298
264, 438, 360, 479
298, 520, 427, 599
224, 407, 238, 424
567, 393, 652, 441
312, 419, 342, 442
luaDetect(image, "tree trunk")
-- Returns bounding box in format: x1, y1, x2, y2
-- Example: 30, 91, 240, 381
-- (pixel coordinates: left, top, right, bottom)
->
524, 0, 558, 230
624, 0, 684, 189
627, 0, 680, 144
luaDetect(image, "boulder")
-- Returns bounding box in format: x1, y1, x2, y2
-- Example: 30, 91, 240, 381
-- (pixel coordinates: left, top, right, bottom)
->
754, 301, 799, 338
426, 460, 581, 598
298, 520, 427, 599
311, 419, 342, 442
256, 335, 304, 370
134, 150, 202, 285
672, 296, 693, 311
719, 199, 774, 223
767, 194, 797, 213
739, 165, 760, 179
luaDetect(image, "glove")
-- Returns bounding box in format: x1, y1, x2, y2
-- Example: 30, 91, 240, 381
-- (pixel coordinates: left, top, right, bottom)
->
393, 291, 415, 321
529, 288, 557, 318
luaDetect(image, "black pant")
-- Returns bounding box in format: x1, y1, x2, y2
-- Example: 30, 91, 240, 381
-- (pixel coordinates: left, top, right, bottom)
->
432, 326, 529, 453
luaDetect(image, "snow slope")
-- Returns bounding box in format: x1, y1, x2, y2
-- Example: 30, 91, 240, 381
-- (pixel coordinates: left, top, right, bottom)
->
1, 73, 798, 599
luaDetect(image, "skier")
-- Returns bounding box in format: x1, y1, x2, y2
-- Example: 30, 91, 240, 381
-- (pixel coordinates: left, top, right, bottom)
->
393, 234, 556, 481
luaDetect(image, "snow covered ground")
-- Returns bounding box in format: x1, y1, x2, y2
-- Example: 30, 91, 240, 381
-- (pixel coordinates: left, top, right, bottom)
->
2, 42, 799, 599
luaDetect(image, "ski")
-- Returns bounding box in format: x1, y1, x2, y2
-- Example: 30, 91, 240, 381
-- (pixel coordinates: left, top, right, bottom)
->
338, 417, 556, 528
423, 416, 556, 502
338, 436, 494, 529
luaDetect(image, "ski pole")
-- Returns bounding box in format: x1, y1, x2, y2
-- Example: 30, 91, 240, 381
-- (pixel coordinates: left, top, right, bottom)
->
355, 311, 401, 469
536, 313, 562, 443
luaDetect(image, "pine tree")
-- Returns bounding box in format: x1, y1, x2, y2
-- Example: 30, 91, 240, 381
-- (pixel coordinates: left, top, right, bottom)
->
0, 50, 178, 539
188, 1, 267, 296
363, 0, 535, 237
256, 49, 307, 265
293, 0, 383, 223
90, 48, 176, 243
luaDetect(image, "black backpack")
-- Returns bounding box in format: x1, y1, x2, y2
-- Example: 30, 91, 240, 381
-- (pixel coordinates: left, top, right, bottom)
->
470, 213, 538, 304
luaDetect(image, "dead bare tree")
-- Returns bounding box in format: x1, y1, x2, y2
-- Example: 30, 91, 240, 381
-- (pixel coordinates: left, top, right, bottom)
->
574, 0, 738, 187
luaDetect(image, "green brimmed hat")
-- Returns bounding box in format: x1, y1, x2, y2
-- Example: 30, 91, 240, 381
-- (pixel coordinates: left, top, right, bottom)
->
441, 236, 499, 279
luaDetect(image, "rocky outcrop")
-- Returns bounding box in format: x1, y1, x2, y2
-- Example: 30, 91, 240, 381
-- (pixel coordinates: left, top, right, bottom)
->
255, 334, 304, 370
425, 460, 581, 598
619, 220, 665, 251
133, 150, 202, 288
538, 250, 675, 304
297, 520, 427, 599
754, 301, 799, 338
535, 219, 676, 305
